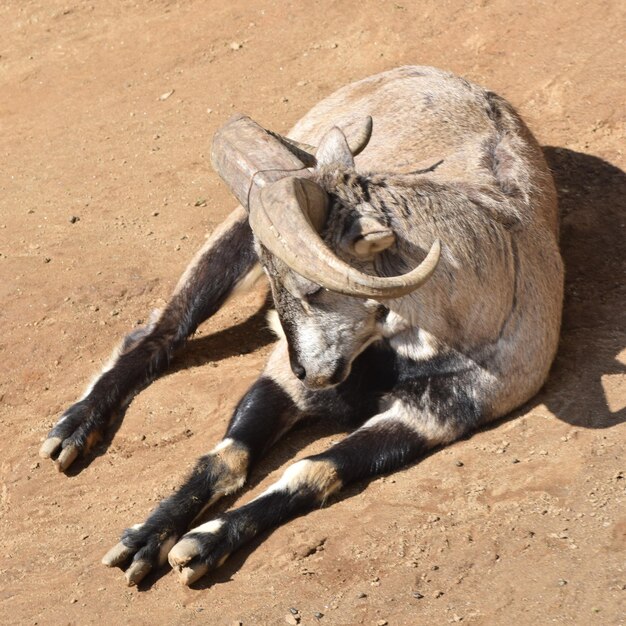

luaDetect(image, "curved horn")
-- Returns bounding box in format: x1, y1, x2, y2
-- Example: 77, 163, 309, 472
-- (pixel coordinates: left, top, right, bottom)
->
250, 176, 440, 299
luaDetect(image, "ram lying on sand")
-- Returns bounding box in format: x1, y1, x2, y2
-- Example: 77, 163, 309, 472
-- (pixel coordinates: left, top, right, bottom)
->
40, 66, 564, 586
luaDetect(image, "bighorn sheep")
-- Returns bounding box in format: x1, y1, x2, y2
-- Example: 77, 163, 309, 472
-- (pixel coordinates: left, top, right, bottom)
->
40, 66, 563, 586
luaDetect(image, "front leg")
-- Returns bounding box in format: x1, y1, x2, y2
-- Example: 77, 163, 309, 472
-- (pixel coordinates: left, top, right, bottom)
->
103, 340, 395, 586
167, 393, 471, 586
102, 362, 301, 586
40, 206, 258, 472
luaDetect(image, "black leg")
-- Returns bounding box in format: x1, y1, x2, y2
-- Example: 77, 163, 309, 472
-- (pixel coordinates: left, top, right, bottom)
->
102, 368, 300, 586
40, 207, 258, 471
167, 408, 431, 585
165, 359, 486, 587
101, 339, 396, 586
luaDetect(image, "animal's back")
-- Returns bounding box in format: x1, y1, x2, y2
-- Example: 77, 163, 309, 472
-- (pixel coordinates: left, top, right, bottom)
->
291, 65, 559, 237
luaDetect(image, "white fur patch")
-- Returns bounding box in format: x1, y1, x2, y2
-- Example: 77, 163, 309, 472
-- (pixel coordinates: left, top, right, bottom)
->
266, 309, 285, 340
192, 518, 225, 535
364, 399, 458, 445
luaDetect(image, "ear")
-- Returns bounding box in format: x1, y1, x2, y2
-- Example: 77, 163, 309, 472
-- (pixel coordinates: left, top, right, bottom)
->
315, 126, 355, 169
343, 216, 396, 259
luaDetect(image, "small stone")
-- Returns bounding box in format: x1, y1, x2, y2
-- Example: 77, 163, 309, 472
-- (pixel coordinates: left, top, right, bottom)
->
289, 608, 299, 615
284, 614, 298, 626
231, 622, 243, 626
152, 211, 159, 216
376, 621, 388, 626
159, 90, 174, 101
455, 460, 464, 467
31, 462, 40, 470
313, 612, 324, 619
44, 257, 51, 263
452, 615, 463, 622
433, 590, 444, 598
357, 592, 367, 599
69, 216, 79, 223
512, 458, 520, 464
412, 591, 424, 599
558, 579, 567, 586
69, 598, 77, 604
230, 41, 243, 50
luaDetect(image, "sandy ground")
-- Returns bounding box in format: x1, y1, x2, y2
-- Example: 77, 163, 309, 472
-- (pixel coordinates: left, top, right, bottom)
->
1, 1, 625, 624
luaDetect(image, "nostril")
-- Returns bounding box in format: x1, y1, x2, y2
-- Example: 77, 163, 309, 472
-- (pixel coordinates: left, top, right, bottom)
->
292, 363, 306, 380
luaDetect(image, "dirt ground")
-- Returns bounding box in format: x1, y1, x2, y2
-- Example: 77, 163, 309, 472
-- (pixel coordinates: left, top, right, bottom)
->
1, 1, 624, 624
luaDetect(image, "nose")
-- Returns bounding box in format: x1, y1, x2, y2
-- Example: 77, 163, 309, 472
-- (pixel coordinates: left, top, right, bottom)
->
292, 361, 306, 380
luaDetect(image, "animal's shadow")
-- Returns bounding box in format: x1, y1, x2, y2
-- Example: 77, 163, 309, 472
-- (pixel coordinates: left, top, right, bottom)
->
537, 147, 625, 429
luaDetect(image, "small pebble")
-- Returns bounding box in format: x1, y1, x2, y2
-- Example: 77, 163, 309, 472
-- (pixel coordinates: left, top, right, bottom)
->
412, 591, 424, 599
289, 608, 299, 615
558, 578, 568, 586
433, 590, 444, 598
44, 257, 51, 263
314, 612, 324, 619
455, 460, 464, 467
357, 591, 367, 599
230, 41, 243, 50
159, 90, 174, 101
69, 216, 79, 223
284, 614, 299, 625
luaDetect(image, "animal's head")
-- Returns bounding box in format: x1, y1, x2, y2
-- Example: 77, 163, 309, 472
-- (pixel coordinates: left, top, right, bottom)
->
212, 115, 440, 388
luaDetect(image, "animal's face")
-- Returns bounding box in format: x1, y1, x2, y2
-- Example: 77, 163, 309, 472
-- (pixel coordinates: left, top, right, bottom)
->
258, 158, 398, 389
263, 252, 384, 389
